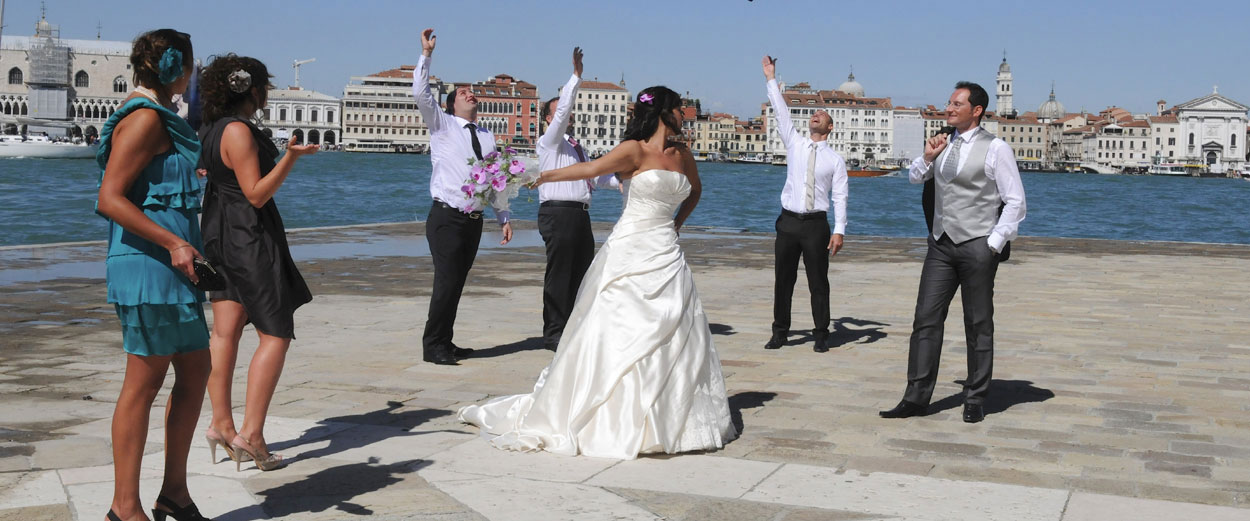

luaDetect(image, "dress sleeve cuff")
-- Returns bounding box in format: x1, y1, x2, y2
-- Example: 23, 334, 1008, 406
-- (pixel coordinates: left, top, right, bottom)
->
496, 210, 511, 225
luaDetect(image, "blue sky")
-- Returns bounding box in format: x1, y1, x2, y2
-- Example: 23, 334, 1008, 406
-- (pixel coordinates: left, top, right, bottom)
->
8, 0, 1248, 118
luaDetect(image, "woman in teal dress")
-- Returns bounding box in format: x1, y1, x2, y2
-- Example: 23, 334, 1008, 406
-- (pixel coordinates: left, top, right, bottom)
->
96, 29, 213, 521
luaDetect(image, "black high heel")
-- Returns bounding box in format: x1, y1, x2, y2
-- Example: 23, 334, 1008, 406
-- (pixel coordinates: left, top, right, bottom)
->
107, 510, 123, 521
151, 495, 211, 521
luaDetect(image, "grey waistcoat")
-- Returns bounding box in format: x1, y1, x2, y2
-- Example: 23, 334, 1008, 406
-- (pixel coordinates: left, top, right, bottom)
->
933, 129, 999, 243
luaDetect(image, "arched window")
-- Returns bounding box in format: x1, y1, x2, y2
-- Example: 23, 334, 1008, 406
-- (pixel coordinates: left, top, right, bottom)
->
75, 71, 89, 88
113, 76, 128, 93
8, 68, 23, 85
1232, 134, 1238, 147
1189, 133, 1194, 146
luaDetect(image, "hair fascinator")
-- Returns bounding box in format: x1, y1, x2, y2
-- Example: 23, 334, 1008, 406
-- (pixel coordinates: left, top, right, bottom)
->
227, 69, 252, 93
157, 48, 184, 85
638, 93, 654, 104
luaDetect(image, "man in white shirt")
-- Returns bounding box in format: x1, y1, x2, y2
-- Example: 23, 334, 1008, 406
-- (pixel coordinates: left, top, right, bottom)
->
535, 47, 617, 352
761, 55, 849, 353
879, 82, 1026, 423
414, 28, 514, 365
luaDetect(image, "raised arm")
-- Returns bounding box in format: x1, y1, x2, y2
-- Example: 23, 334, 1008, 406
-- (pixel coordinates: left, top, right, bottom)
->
413, 28, 450, 133
673, 147, 701, 231
539, 140, 640, 183
763, 55, 798, 149
538, 47, 583, 149
909, 133, 949, 183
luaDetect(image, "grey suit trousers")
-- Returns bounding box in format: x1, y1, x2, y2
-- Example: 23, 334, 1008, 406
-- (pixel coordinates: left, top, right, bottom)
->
903, 233, 999, 406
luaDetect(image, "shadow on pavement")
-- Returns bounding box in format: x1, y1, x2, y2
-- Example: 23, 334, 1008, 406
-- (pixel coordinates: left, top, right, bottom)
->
267, 401, 458, 463
728, 390, 777, 434
828, 316, 889, 347
708, 323, 736, 335
216, 457, 433, 520
472, 336, 547, 358
928, 379, 1056, 416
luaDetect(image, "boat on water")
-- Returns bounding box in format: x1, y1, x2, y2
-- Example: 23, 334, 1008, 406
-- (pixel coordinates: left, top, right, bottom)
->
1145, 163, 1191, 176
0, 134, 98, 159
734, 154, 766, 164
848, 169, 889, 177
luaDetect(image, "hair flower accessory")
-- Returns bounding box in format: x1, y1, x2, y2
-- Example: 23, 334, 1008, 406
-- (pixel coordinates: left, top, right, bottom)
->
227, 69, 252, 94
638, 93, 654, 104
157, 48, 184, 85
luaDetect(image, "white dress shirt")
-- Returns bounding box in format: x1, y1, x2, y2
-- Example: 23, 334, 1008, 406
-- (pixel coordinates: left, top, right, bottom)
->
537, 74, 617, 204
908, 126, 1026, 252
413, 55, 509, 224
766, 79, 849, 235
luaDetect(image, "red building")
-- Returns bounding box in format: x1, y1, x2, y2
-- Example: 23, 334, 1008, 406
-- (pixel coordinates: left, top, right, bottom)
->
456, 74, 540, 152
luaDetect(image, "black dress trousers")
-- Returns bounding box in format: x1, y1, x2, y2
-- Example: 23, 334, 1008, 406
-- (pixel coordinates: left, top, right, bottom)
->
422, 203, 484, 357
772, 210, 831, 338
537, 202, 595, 350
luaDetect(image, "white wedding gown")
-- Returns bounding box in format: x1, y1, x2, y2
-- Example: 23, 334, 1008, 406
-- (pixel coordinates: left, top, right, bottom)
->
459, 169, 738, 459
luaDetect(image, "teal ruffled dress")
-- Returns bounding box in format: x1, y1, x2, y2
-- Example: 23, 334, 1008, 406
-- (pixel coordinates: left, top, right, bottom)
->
96, 97, 209, 356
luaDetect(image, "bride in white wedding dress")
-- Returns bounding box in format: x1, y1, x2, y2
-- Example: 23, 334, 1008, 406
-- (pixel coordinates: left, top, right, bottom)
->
458, 86, 737, 459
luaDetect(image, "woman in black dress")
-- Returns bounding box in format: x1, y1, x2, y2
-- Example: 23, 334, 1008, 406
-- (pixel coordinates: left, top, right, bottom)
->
198, 54, 318, 471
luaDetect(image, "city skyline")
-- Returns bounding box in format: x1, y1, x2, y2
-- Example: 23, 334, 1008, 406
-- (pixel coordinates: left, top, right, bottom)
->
3, 0, 1248, 119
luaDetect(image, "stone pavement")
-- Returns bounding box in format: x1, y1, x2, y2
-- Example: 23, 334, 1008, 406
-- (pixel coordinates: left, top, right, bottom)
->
2, 222, 1249, 520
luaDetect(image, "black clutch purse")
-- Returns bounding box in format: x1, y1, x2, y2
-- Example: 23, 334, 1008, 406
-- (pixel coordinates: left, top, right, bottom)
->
192, 258, 227, 291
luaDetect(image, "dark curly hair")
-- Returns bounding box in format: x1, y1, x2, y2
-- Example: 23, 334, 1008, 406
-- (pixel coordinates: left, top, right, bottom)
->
199, 54, 273, 124
621, 86, 682, 142
130, 29, 193, 94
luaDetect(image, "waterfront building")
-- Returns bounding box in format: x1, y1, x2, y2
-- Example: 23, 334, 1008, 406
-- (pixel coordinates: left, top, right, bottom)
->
996, 53, 1014, 117
1086, 119, 1151, 170
260, 87, 339, 146
460, 74, 539, 153
1048, 113, 1088, 168
571, 78, 628, 156
1172, 87, 1248, 174
692, 112, 736, 160
991, 112, 1046, 166
341, 65, 430, 153
891, 106, 923, 164
731, 118, 766, 160
0, 13, 131, 139
1146, 113, 1180, 164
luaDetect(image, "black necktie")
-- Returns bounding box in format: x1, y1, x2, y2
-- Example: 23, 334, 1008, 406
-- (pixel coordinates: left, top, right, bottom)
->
465, 123, 483, 160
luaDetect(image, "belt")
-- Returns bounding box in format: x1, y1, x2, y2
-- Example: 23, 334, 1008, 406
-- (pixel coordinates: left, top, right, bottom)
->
781, 209, 827, 220
434, 200, 482, 219
541, 200, 589, 210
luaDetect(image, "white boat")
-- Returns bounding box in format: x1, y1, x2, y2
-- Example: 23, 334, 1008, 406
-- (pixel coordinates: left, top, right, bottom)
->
0, 134, 98, 159
1146, 163, 1191, 176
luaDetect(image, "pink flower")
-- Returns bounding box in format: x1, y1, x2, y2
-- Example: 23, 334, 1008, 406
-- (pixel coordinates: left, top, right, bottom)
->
471, 165, 489, 184
509, 160, 526, 174
461, 202, 476, 213
461, 184, 474, 196
639, 93, 654, 104
487, 162, 501, 174
485, 150, 500, 160
491, 175, 508, 192
504, 146, 517, 155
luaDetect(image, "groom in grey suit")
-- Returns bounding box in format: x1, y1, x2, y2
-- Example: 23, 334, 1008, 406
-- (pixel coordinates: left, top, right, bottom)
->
880, 82, 1026, 424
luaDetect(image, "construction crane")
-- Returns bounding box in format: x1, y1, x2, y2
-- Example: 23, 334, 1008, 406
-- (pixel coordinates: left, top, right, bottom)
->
292, 58, 316, 89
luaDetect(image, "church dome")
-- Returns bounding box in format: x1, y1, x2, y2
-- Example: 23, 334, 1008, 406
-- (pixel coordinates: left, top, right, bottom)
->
998, 57, 1011, 74
35, 17, 53, 37
837, 72, 864, 97
1037, 85, 1066, 120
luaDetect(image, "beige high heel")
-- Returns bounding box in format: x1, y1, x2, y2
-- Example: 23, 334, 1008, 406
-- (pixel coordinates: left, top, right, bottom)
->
230, 435, 284, 471
205, 427, 240, 464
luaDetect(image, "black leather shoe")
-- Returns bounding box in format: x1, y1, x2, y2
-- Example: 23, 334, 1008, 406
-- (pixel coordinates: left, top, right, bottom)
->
764, 334, 785, 350
813, 332, 830, 353
962, 403, 984, 423
423, 348, 458, 366
450, 344, 474, 359
879, 400, 926, 418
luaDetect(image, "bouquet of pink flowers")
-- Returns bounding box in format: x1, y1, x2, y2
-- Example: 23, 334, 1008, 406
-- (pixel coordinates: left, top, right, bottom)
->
459, 147, 536, 214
